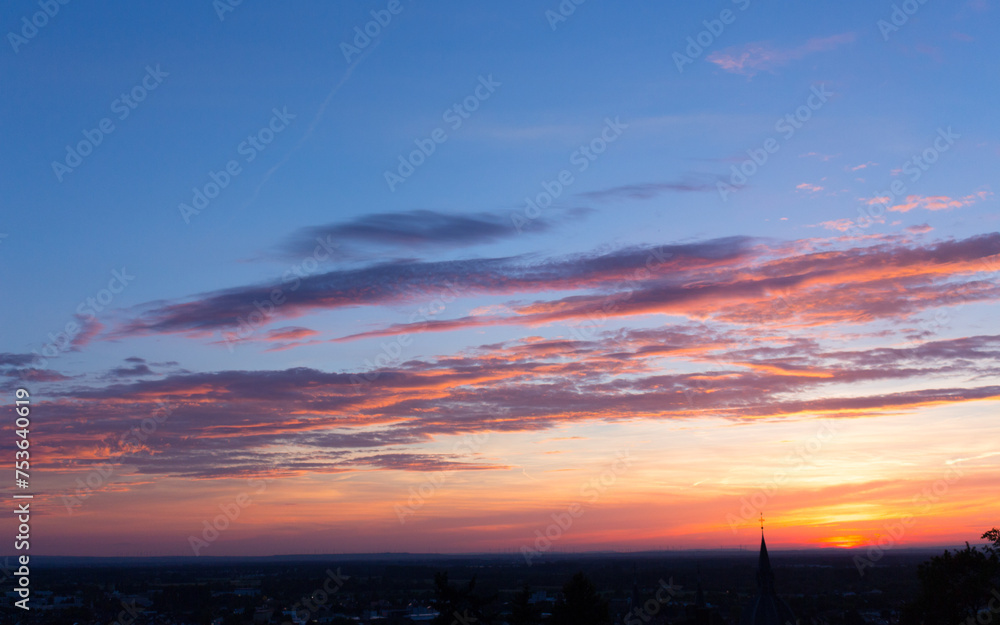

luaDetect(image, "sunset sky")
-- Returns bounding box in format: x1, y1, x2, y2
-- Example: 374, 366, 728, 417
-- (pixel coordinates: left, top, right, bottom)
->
2, 1, 999, 557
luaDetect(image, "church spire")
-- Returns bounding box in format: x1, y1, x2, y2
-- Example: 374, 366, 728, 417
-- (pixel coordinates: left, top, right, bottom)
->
756, 516, 775, 592
740, 518, 797, 625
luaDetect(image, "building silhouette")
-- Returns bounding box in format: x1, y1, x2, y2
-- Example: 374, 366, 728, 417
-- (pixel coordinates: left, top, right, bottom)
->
739, 529, 798, 625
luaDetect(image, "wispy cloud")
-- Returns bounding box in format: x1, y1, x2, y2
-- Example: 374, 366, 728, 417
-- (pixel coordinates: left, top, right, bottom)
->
113, 233, 1000, 345
887, 190, 993, 213
818, 219, 857, 233
279, 208, 569, 260
69, 316, 104, 350
106, 363, 156, 378
849, 161, 878, 171
33, 330, 1000, 481
115, 237, 756, 338
708, 33, 856, 76
800, 152, 840, 162
332, 233, 1000, 341
221, 326, 324, 352
577, 179, 718, 201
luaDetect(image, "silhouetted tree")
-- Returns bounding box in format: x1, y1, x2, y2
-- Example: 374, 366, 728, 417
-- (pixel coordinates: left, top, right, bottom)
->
431, 571, 496, 625
551, 572, 610, 625
509, 584, 541, 625
984, 527, 1000, 555
900, 529, 1000, 624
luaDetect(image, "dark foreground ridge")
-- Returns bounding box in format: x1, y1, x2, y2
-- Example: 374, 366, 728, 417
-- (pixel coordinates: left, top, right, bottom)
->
0, 547, 966, 624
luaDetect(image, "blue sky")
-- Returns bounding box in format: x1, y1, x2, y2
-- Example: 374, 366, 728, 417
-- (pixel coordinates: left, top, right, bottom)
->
1, 0, 998, 556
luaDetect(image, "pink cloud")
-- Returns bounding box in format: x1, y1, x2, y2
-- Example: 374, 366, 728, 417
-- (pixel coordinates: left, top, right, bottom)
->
266, 326, 319, 341
70, 316, 105, 350
818, 219, 857, 233
799, 152, 839, 161
888, 190, 993, 213
849, 161, 877, 171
